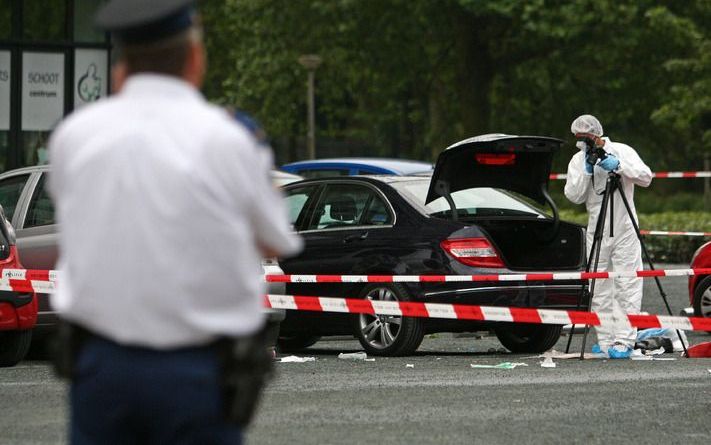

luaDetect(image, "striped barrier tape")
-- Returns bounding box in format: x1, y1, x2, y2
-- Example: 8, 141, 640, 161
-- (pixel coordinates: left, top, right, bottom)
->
3, 273, 708, 331
0, 278, 56, 294
639, 230, 711, 237
263, 268, 711, 283
3, 272, 707, 332
264, 294, 711, 332
549, 171, 711, 180
1, 269, 58, 281
2, 267, 711, 287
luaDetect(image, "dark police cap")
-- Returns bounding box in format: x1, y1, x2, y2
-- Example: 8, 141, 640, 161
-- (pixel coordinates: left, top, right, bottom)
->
95, 0, 197, 44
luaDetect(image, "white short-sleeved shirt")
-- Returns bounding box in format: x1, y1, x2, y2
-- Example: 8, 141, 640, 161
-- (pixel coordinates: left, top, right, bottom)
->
48, 74, 302, 348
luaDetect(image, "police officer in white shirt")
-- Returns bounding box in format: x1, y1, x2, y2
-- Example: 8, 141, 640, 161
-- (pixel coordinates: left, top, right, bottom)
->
48, 1, 302, 443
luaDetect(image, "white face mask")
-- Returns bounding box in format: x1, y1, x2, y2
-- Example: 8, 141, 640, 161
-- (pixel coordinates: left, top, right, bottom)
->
576, 140, 587, 151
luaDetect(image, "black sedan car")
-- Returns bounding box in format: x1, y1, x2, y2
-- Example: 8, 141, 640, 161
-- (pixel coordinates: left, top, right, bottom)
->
278, 135, 587, 356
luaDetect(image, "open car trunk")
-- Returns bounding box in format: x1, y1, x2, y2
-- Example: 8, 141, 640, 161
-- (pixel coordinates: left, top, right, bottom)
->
426, 134, 585, 270
475, 218, 585, 270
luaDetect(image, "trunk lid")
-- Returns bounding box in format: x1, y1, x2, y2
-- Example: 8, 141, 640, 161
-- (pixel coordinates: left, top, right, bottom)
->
426, 134, 563, 206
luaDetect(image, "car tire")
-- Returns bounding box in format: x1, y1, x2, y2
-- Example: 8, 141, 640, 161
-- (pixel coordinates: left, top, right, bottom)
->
352, 283, 424, 357
693, 275, 711, 325
277, 335, 321, 352
495, 323, 562, 353
0, 330, 32, 367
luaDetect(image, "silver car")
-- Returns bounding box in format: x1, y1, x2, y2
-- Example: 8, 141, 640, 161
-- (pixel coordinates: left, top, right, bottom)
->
0, 165, 296, 345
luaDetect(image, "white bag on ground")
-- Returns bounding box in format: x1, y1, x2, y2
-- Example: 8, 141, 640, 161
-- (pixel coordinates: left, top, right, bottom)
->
636, 328, 688, 352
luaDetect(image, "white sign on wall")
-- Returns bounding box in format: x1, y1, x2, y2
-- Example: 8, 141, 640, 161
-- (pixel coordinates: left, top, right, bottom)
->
21, 52, 65, 131
0, 51, 10, 131
74, 49, 108, 108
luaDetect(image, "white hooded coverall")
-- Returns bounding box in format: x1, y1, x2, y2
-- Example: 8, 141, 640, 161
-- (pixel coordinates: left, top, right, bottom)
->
564, 137, 652, 349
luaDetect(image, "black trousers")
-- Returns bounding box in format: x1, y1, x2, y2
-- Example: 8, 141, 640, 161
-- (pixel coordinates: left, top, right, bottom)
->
70, 336, 242, 445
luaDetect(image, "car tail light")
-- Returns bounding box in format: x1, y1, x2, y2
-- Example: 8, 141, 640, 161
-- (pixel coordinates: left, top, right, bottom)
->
475, 153, 516, 165
440, 238, 505, 268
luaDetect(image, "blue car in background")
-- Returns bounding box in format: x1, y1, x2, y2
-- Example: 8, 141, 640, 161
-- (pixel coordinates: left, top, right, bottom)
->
281, 157, 433, 178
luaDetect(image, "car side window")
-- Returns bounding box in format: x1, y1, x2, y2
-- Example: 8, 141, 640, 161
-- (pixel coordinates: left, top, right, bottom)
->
362, 194, 393, 226
0, 174, 31, 222
284, 185, 318, 229
25, 173, 55, 228
309, 184, 392, 230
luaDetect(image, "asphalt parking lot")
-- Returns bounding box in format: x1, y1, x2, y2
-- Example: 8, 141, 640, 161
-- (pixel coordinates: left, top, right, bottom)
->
1, 266, 710, 444
252, 334, 710, 445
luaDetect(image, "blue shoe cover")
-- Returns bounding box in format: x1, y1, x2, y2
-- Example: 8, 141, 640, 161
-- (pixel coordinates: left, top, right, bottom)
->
608, 345, 632, 359
591, 344, 602, 354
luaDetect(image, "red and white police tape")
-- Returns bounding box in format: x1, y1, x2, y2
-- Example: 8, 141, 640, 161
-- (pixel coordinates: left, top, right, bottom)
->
639, 230, 711, 237
262, 268, 711, 284
549, 171, 711, 180
264, 294, 711, 332
2, 267, 711, 286
2, 268, 709, 331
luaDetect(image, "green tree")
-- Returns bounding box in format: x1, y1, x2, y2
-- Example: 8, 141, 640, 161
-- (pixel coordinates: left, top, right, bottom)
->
200, 0, 710, 179
651, 1, 711, 162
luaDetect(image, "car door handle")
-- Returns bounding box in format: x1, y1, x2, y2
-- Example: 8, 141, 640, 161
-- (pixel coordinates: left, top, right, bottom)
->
343, 231, 369, 243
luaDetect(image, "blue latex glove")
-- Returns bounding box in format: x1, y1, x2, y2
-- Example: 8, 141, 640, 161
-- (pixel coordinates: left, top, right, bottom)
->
584, 154, 594, 175
598, 154, 620, 172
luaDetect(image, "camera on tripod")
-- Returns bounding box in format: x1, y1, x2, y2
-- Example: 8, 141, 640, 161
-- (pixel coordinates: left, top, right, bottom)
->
580, 137, 608, 166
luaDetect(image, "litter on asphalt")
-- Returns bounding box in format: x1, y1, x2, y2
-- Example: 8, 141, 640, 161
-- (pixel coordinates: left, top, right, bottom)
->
337, 352, 368, 361
470, 362, 528, 369
279, 355, 316, 363
522, 350, 603, 360
540, 357, 556, 368
636, 328, 688, 352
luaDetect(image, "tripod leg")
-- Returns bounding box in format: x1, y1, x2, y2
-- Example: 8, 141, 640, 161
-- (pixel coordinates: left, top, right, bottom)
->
565, 225, 600, 354
615, 183, 689, 356
576, 175, 615, 359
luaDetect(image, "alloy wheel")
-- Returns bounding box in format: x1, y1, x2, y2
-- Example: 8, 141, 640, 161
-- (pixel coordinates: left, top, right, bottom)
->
358, 287, 402, 350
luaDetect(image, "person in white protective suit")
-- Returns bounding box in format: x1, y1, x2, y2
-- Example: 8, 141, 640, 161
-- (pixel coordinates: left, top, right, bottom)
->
564, 114, 652, 359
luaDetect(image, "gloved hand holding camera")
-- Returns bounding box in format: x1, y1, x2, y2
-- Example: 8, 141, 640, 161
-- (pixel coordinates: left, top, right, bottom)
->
598, 154, 620, 172
577, 135, 620, 173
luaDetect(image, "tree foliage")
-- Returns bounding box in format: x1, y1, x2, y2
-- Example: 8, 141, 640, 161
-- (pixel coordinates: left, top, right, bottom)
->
200, 0, 711, 180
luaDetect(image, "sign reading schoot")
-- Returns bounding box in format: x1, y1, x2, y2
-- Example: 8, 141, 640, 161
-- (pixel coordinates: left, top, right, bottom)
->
21, 52, 65, 131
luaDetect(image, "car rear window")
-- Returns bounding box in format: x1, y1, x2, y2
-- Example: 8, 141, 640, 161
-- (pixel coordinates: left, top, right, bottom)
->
391, 180, 544, 218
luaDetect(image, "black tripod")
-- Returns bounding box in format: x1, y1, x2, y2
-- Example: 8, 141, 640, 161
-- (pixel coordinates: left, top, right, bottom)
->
564, 171, 689, 358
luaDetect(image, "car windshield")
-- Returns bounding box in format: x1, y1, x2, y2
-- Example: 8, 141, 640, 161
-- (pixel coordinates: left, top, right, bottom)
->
391, 179, 545, 218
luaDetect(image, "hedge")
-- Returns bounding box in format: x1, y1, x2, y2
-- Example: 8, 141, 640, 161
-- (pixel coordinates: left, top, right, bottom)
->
558, 211, 711, 264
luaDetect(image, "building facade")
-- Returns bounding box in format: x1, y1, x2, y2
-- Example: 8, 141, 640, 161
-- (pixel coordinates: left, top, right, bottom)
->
0, 0, 110, 172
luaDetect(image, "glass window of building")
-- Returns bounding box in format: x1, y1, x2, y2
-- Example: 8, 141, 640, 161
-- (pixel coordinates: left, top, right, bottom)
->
0, 1, 111, 172
0, 0, 11, 39
74, 0, 107, 43
0, 50, 9, 171
0, 132, 9, 173
23, 0, 67, 41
